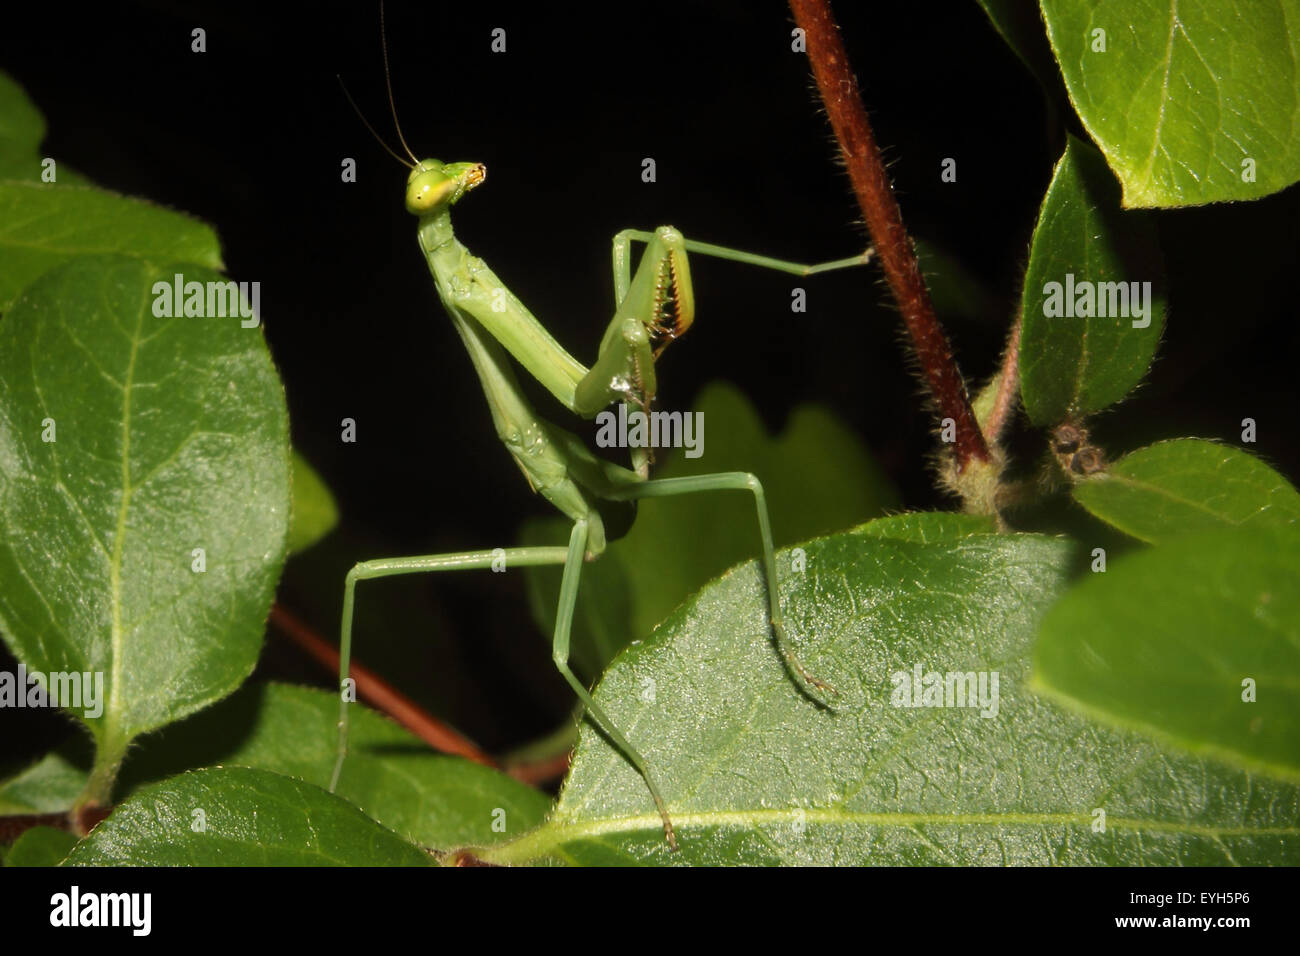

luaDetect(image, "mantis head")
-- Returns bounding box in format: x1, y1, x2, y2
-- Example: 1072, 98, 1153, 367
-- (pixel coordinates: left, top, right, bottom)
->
406, 160, 486, 215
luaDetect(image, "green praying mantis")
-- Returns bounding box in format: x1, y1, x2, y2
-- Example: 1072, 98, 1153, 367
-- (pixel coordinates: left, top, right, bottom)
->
330, 36, 874, 850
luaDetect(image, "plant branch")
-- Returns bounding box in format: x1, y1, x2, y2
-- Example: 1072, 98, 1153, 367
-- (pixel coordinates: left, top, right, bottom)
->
0, 805, 111, 842
270, 603, 496, 768
981, 310, 1022, 447
789, 0, 990, 471
504, 752, 571, 787
0, 812, 66, 841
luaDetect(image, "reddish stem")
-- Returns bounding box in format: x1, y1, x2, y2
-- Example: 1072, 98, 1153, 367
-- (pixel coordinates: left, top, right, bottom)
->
270, 603, 497, 767
983, 311, 1022, 446
0, 812, 67, 841
273, 604, 578, 787
504, 752, 571, 787
0, 805, 111, 842
789, 0, 990, 471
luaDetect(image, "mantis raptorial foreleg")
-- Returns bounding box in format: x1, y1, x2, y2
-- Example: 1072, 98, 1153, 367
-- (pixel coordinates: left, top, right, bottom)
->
582, 227, 876, 422
576, 226, 873, 480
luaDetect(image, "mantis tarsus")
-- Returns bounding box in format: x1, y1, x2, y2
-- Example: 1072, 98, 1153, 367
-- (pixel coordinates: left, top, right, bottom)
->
331, 44, 873, 850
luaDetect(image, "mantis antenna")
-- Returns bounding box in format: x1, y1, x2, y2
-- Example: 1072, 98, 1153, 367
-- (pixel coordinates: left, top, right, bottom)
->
335, 2, 418, 169
379, 0, 419, 166
336, 75, 412, 169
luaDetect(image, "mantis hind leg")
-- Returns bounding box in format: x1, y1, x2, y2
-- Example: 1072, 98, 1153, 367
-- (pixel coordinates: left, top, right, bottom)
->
331, 531, 678, 850
607, 471, 835, 700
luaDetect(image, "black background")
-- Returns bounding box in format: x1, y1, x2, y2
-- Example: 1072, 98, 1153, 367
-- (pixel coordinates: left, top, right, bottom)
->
2, 1, 1297, 763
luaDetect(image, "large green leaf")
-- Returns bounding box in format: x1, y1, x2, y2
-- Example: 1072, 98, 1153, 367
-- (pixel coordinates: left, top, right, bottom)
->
0, 255, 290, 795
1040, 0, 1300, 207
63, 767, 433, 866
477, 520, 1299, 864
1072, 438, 1300, 543
117, 683, 550, 849
0, 182, 222, 312
1020, 136, 1165, 425
1035, 527, 1300, 782
520, 381, 897, 676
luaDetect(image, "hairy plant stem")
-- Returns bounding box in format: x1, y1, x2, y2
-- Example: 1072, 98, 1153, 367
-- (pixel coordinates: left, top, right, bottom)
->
78, 730, 127, 812
977, 310, 1023, 448
789, 0, 991, 474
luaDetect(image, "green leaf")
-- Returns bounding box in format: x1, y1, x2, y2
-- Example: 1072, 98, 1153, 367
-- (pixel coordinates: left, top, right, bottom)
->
1040, 0, 1300, 207
915, 238, 1000, 323
0, 71, 91, 186
287, 451, 339, 555
0, 71, 45, 176
1073, 438, 1300, 543
0, 750, 89, 815
117, 683, 550, 850
1020, 136, 1166, 425
63, 767, 433, 866
478, 525, 1299, 864
0, 182, 223, 312
0, 255, 290, 794
1034, 527, 1300, 783
975, 0, 1068, 104
3, 826, 78, 867
521, 381, 897, 676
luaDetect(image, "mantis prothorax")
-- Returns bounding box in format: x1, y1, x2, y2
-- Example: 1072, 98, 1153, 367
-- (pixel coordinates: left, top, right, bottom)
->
332, 45, 874, 850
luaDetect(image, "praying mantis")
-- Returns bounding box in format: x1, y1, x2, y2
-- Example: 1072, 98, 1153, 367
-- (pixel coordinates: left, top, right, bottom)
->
330, 28, 874, 850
